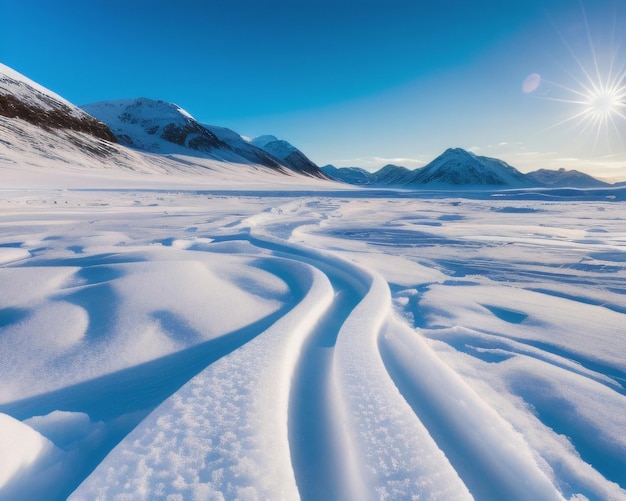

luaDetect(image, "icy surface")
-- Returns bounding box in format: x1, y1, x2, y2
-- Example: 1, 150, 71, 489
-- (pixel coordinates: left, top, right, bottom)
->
0, 186, 625, 500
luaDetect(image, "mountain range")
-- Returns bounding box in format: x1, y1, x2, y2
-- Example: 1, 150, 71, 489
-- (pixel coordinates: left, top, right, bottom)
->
81, 98, 326, 178
322, 150, 610, 189
0, 62, 614, 189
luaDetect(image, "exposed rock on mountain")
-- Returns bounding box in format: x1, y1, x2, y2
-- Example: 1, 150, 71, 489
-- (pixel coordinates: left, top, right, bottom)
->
82, 98, 225, 154
251, 135, 325, 178
0, 63, 116, 143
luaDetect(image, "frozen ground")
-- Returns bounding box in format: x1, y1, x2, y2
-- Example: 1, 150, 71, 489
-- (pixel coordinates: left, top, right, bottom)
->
0, 186, 625, 500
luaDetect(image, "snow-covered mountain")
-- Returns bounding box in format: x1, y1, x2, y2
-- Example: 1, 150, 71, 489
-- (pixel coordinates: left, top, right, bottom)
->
0, 63, 115, 143
371, 164, 413, 185
81, 98, 232, 156
202, 124, 288, 173
325, 149, 610, 189
0, 64, 333, 188
321, 164, 372, 185
82, 100, 325, 178
324, 150, 537, 188
408, 148, 537, 187
251, 135, 324, 178
526, 168, 610, 188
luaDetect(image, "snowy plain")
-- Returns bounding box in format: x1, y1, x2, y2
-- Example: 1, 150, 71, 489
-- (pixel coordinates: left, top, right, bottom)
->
0, 169, 625, 501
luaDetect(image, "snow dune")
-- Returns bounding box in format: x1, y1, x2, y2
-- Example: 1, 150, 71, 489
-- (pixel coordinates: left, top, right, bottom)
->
0, 189, 624, 500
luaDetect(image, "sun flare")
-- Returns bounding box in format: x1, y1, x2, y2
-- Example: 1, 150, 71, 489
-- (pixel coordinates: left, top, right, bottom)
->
540, 7, 626, 152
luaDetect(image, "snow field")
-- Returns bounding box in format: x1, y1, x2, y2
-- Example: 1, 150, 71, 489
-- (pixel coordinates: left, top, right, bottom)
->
0, 190, 624, 500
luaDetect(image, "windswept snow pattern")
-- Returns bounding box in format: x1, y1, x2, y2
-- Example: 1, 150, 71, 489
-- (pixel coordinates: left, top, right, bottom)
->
0, 189, 625, 501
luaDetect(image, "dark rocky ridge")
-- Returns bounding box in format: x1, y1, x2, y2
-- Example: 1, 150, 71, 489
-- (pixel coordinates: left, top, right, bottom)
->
112, 98, 224, 152
0, 79, 116, 143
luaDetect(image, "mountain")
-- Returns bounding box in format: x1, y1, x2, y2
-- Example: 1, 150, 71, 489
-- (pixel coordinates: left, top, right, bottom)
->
82, 100, 325, 178
0, 64, 332, 188
81, 98, 232, 156
526, 168, 610, 188
408, 148, 537, 188
323, 150, 536, 188
251, 135, 324, 178
321, 165, 372, 185
202, 124, 287, 173
0, 63, 116, 143
370, 164, 413, 185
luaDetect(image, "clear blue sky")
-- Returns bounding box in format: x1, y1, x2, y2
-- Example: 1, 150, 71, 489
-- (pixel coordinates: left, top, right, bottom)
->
2, 0, 625, 179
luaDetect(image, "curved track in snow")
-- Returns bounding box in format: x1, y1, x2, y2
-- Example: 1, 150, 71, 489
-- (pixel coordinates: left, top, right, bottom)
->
1, 192, 624, 500
69, 205, 564, 500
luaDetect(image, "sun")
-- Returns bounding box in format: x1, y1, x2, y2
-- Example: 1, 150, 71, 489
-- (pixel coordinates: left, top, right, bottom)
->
585, 82, 626, 121
537, 5, 626, 152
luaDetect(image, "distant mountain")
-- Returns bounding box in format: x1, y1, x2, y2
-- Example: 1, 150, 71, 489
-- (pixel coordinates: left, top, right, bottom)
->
407, 148, 537, 188
0, 63, 116, 143
251, 135, 325, 178
526, 168, 610, 188
321, 165, 372, 185
371, 164, 413, 185
202, 124, 287, 173
324, 149, 538, 188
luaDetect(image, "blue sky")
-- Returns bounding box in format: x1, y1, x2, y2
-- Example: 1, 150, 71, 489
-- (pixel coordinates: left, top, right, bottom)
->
2, 0, 625, 179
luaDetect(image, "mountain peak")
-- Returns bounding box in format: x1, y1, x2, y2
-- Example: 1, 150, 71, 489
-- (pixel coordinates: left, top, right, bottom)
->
526, 168, 609, 188
409, 147, 536, 187
81, 98, 224, 153
250, 135, 325, 179
443, 147, 473, 155
251, 135, 280, 148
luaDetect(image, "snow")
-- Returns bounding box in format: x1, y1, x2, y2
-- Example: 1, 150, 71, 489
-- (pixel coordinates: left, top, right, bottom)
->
0, 183, 624, 501
251, 135, 297, 161
0, 63, 85, 118
0, 413, 57, 489
250, 134, 280, 148
80, 98, 218, 155
0, 115, 336, 190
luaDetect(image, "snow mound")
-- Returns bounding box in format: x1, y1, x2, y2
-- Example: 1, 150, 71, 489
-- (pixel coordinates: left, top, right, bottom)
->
0, 413, 59, 499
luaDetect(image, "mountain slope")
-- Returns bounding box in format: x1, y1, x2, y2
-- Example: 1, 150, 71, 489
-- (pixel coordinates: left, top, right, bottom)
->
0, 65, 332, 189
81, 99, 231, 156
81, 99, 324, 177
202, 124, 287, 172
0, 63, 116, 143
408, 148, 537, 187
370, 164, 413, 185
251, 135, 325, 178
321, 165, 372, 185
526, 168, 610, 188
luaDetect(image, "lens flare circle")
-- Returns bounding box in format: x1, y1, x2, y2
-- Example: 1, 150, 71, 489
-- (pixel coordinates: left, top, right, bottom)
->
522, 73, 542, 94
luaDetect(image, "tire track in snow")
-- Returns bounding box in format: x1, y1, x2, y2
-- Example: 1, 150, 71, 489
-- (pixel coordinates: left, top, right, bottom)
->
70, 254, 337, 500
244, 231, 368, 500
248, 204, 565, 500
244, 226, 472, 499
378, 317, 565, 501
69, 199, 568, 500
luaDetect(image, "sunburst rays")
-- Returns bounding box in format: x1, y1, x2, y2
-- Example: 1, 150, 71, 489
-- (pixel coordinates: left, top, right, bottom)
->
539, 3, 626, 153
